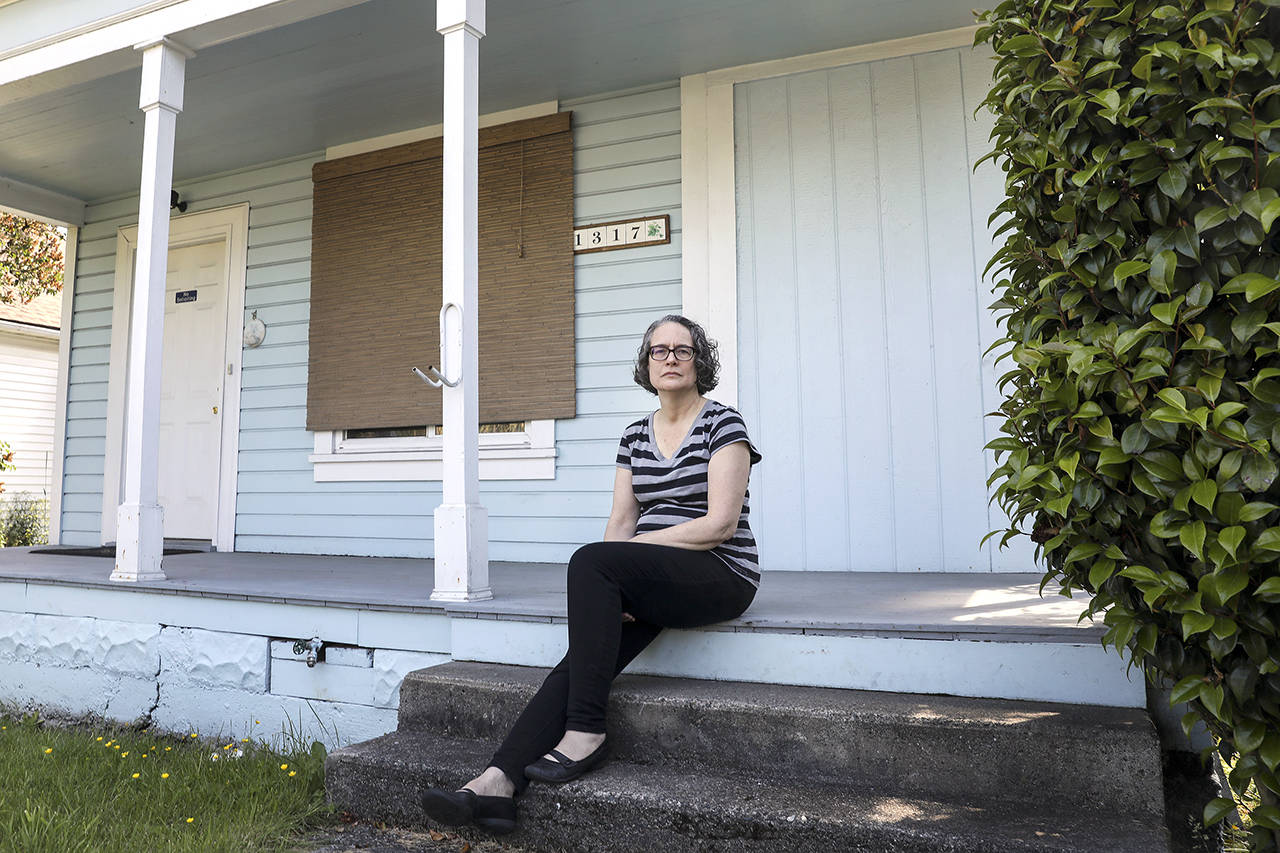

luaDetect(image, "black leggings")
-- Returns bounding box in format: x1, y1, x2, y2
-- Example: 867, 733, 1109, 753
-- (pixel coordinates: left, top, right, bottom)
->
488, 541, 756, 792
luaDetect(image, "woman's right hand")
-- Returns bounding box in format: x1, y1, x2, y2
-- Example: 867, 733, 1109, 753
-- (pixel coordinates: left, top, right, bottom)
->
622, 612, 636, 623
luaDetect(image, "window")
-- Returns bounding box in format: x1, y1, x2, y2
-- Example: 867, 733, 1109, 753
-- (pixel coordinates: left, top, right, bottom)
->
309, 420, 556, 482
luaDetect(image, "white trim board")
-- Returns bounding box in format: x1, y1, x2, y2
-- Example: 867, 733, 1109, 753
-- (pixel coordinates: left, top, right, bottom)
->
325, 101, 560, 160
0, 0, 373, 93
0, 318, 58, 340
310, 420, 557, 482
0, 176, 86, 227
47, 226, 76, 547
101, 203, 249, 552
679, 25, 982, 407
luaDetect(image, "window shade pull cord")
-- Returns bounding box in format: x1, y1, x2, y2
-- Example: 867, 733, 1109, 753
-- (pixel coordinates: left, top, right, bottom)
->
412, 302, 462, 388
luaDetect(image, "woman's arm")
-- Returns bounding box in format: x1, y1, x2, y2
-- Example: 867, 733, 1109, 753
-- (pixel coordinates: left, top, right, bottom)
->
629, 441, 751, 550
603, 466, 641, 541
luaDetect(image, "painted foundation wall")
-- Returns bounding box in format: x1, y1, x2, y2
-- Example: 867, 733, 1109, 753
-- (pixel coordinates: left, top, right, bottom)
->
59, 83, 682, 561
0, 605, 448, 748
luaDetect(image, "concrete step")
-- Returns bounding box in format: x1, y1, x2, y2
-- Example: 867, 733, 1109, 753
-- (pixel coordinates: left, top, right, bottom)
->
397, 661, 1165, 818
325, 728, 1170, 852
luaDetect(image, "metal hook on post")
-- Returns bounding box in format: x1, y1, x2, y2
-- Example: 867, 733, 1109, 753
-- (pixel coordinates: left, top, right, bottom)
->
412, 302, 462, 388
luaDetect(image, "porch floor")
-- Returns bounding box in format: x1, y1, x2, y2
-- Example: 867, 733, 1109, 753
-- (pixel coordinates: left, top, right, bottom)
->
0, 547, 1096, 644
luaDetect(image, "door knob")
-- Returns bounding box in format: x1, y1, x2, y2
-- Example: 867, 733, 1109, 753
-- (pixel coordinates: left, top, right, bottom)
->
213, 406, 218, 414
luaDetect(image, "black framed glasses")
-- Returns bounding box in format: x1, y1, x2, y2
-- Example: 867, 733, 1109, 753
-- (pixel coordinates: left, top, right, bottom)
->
649, 345, 695, 361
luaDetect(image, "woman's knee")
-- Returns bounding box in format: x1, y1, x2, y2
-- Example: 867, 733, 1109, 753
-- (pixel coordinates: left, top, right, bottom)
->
567, 541, 615, 585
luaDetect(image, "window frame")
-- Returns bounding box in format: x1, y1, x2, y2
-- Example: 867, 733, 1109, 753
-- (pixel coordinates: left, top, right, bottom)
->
309, 419, 556, 482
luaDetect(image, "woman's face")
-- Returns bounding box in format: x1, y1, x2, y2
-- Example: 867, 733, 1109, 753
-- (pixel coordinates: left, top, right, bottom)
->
647, 321, 697, 394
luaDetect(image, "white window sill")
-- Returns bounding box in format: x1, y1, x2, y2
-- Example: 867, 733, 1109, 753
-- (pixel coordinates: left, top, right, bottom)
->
310, 420, 556, 482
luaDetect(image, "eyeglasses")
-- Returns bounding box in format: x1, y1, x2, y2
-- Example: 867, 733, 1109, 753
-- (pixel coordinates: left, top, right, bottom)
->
648, 345, 695, 361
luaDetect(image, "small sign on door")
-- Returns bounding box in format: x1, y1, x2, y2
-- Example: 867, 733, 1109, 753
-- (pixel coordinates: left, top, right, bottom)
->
175, 290, 197, 303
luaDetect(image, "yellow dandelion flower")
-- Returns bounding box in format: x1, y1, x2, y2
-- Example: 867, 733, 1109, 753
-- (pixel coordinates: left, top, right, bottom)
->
186, 818, 194, 824
121, 752, 129, 758
189, 733, 198, 738
165, 746, 172, 751
254, 720, 260, 724
223, 744, 231, 750
289, 770, 297, 777
114, 745, 120, 750
241, 738, 249, 743
43, 748, 52, 754
161, 773, 170, 780
131, 773, 140, 779
279, 763, 288, 770
142, 753, 148, 758
96, 736, 103, 742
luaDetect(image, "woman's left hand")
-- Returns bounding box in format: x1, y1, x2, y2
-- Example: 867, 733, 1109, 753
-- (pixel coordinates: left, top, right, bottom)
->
622, 612, 636, 622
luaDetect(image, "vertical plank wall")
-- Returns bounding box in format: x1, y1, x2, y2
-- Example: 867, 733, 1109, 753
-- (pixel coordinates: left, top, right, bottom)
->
735, 47, 1036, 572
60, 84, 680, 562
0, 328, 58, 498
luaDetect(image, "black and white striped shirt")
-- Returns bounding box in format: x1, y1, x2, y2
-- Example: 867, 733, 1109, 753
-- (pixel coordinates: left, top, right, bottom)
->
616, 399, 763, 587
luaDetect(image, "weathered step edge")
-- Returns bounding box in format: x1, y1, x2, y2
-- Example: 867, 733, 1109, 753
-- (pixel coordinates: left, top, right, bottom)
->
397, 661, 1166, 818
326, 728, 1171, 853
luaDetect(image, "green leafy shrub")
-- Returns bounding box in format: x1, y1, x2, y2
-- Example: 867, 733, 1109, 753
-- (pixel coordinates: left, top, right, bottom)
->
976, 0, 1280, 846
1, 493, 48, 548
0, 439, 13, 495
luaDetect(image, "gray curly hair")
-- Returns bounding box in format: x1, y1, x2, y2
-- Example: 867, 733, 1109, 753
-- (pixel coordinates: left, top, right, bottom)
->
632, 314, 720, 395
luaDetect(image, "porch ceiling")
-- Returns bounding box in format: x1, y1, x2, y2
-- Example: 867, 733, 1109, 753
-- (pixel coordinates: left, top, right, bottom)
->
0, 0, 979, 205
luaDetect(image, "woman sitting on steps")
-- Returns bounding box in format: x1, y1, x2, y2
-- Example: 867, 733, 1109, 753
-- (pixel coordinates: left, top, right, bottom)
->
419, 314, 763, 834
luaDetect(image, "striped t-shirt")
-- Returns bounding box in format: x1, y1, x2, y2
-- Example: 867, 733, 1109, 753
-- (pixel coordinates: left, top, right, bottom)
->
615, 399, 763, 587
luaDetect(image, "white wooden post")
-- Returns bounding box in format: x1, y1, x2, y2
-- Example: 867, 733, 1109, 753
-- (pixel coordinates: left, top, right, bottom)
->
111, 38, 193, 583
432, 0, 490, 601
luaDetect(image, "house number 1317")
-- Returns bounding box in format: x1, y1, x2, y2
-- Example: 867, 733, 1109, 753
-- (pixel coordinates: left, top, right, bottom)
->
572, 215, 670, 254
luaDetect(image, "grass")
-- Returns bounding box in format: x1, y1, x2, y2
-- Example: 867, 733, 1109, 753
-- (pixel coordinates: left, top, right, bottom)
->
0, 711, 332, 853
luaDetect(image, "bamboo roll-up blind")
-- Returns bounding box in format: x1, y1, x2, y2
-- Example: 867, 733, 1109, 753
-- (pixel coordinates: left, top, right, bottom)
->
306, 112, 575, 431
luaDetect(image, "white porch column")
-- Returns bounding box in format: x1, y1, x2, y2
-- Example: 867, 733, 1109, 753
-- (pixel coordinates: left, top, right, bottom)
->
111, 38, 193, 583
431, 0, 490, 601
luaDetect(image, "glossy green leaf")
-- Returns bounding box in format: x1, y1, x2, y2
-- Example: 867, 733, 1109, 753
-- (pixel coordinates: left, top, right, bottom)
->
1113, 260, 1149, 285
1219, 525, 1245, 558
1257, 577, 1280, 602
1242, 454, 1279, 492
1239, 502, 1278, 522
1253, 528, 1280, 552
1170, 675, 1205, 705
1179, 521, 1206, 559
1191, 479, 1217, 512
1139, 450, 1183, 482
1204, 797, 1237, 827
1262, 736, 1280, 772
1148, 250, 1177, 293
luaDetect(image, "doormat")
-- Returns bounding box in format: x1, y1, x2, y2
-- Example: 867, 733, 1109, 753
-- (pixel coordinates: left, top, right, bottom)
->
32, 546, 204, 558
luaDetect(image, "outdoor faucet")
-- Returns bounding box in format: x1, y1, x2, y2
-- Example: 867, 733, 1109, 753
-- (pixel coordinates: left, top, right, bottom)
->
293, 637, 324, 667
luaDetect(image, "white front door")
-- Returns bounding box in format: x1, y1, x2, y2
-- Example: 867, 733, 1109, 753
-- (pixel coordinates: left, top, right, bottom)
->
157, 240, 228, 540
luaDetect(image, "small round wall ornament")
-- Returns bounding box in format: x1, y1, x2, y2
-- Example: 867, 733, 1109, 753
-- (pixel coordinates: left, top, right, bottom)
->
243, 310, 267, 348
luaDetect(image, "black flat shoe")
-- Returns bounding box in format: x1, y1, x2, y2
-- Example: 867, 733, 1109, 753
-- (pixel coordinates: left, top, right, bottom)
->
421, 787, 517, 834
523, 740, 610, 784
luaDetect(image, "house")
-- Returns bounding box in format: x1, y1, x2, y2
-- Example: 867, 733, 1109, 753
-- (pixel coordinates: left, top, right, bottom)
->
0, 290, 63, 506
0, 3, 1180, 846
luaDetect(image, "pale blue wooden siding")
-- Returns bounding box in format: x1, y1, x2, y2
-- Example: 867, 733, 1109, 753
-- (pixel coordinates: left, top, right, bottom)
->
735, 47, 1036, 572
60, 84, 680, 561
